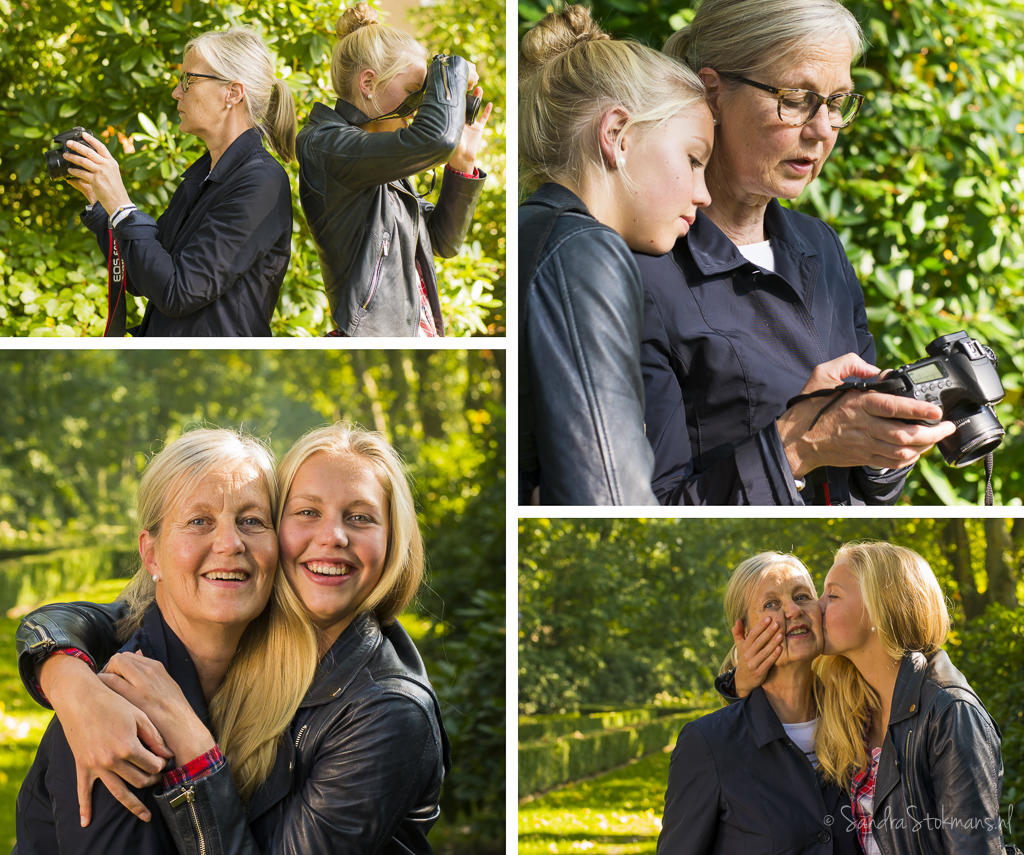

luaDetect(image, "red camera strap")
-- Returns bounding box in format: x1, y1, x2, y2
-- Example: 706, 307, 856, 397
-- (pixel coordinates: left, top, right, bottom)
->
103, 229, 126, 337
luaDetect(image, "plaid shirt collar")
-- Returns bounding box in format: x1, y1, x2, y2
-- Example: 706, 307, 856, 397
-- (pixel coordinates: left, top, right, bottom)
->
850, 734, 883, 853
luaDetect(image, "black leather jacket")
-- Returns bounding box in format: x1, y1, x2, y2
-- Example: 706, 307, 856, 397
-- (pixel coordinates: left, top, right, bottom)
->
296, 54, 485, 336
868, 650, 1004, 855
716, 651, 1007, 855
16, 604, 450, 855
518, 183, 658, 505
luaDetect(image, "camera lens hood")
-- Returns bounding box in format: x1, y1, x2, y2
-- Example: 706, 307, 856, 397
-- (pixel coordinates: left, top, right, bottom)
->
938, 404, 1005, 467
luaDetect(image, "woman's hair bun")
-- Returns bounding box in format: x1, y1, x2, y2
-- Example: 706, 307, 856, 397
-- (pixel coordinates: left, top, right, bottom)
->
336, 1, 380, 38
520, 4, 610, 72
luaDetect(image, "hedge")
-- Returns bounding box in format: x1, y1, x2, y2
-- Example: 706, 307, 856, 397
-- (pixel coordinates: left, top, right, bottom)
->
518, 708, 713, 798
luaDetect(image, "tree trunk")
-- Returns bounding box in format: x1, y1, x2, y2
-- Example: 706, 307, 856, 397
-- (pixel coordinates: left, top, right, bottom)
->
984, 518, 1018, 608
942, 519, 986, 622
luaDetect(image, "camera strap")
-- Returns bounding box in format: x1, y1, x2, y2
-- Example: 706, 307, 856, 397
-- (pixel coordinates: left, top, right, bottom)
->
103, 230, 127, 337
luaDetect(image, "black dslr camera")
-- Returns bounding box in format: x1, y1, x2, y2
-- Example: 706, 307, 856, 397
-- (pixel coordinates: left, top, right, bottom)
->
46, 126, 95, 180
885, 331, 1005, 467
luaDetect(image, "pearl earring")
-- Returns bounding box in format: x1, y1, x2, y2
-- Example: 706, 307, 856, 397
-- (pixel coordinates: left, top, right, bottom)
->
152, 574, 159, 582
871, 626, 876, 632
713, 118, 719, 126
616, 156, 626, 169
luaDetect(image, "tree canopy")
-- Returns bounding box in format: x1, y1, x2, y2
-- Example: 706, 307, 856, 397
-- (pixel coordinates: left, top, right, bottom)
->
0, 0, 505, 336
517, 0, 1024, 504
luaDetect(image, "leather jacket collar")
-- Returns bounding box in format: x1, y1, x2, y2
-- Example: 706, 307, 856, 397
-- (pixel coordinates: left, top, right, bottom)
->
523, 182, 592, 216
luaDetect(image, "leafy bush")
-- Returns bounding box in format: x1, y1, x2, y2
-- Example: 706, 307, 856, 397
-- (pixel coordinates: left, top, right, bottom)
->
1, 0, 505, 336
517, 0, 1024, 502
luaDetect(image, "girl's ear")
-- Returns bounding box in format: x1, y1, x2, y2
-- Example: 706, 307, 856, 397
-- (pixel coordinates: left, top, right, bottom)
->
597, 105, 630, 169
357, 68, 377, 100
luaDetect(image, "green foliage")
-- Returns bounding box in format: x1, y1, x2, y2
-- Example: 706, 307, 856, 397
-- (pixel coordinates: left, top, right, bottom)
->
0, 0, 505, 336
518, 709, 710, 797
518, 750, 670, 855
948, 604, 1024, 841
519, 518, 1023, 715
517, 0, 1024, 502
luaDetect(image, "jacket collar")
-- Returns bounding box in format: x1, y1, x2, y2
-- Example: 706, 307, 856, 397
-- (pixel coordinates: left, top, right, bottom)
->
302, 610, 384, 707
681, 198, 821, 308
180, 127, 265, 186
888, 648, 980, 726
307, 98, 373, 128
522, 183, 592, 217
743, 686, 790, 748
139, 604, 211, 728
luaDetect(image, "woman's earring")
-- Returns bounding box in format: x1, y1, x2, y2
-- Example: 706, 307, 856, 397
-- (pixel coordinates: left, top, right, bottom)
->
152, 574, 160, 582
713, 117, 719, 126
616, 156, 626, 169
871, 626, 876, 632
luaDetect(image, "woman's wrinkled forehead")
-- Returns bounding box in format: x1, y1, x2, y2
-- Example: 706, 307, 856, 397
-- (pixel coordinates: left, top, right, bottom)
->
748, 564, 817, 607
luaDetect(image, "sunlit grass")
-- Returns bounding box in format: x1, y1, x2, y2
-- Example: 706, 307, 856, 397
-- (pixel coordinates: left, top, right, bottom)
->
518, 749, 672, 855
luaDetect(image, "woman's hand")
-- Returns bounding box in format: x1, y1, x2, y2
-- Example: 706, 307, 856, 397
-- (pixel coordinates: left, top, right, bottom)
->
448, 86, 492, 174
776, 352, 956, 479
38, 654, 173, 826
731, 617, 781, 698
99, 651, 217, 770
62, 132, 132, 215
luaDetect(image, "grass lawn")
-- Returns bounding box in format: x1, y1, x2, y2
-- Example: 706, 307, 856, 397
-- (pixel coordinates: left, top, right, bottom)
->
518, 748, 673, 855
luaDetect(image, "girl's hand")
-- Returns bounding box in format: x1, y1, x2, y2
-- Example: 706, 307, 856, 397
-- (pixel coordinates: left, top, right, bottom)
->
448, 86, 492, 174
731, 617, 782, 698
38, 654, 172, 826
62, 132, 132, 215
100, 650, 216, 768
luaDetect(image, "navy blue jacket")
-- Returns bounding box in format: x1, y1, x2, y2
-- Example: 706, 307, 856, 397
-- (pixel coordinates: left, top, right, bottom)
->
15, 605, 207, 855
635, 199, 909, 505
82, 128, 290, 336
658, 688, 860, 855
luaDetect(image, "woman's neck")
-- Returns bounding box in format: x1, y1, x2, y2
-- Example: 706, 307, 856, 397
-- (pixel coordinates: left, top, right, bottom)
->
702, 162, 771, 246
201, 119, 250, 172
157, 598, 245, 702
761, 662, 816, 724
846, 648, 902, 749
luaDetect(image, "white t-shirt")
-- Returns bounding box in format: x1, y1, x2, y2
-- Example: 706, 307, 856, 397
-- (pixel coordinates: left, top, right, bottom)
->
737, 239, 776, 272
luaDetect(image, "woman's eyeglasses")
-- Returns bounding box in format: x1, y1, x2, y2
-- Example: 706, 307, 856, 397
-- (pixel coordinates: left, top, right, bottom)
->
724, 75, 864, 129
178, 71, 229, 93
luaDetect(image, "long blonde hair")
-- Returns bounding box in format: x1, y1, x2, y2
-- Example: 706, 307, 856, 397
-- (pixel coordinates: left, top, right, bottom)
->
276, 423, 424, 625
118, 428, 317, 803
519, 4, 706, 197
720, 552, 811, 674
815, 542, 950, 788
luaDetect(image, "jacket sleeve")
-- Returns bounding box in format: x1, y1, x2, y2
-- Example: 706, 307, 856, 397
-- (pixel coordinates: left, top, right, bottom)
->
303, 55, 468, 192
657, 723, 720, 855
16, 600, 127, 708
523, 223, 658, 505
926, 699, 1004, 855
107, 160, 289, 318
156, 693, 444, 855
423, 167, 486, 259
81, 202, 114, 261
641, 286, 802, 505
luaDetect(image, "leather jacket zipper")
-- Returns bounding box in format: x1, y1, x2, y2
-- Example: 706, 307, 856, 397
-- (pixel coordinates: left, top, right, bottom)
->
905, 728, 922, 855
23, 618, 55, 653
170, 785, 206, 855
363, 231, 390, 309
437, 55, 451, 101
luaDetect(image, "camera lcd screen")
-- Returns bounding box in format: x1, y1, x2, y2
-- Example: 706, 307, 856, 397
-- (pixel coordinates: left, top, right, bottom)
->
906, 362, 947, 383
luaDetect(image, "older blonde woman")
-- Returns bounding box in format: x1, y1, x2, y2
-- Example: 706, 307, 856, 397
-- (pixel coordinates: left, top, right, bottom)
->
659, 552, 858, 855
63, 29, 296, 336
15, 429, 316, 853
639, 0, 954, 504
17, 424, 447, 855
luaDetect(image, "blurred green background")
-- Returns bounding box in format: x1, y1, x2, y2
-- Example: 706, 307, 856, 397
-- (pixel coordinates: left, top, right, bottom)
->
518, 0, 1024, 504
0, 0, 506, 336
0, 349, 505, 853
518, 517, 1023, 852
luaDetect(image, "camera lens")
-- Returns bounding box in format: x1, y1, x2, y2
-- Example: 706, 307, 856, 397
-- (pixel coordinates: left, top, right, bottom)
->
937, 404, 1005, 467
46, 148, 70, 181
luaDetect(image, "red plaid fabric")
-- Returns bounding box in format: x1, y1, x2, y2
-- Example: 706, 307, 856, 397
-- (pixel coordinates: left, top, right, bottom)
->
35, 648, 97, 703
416, 262, 437, 338
163, 745, 225, 789
444, 165, 479, 180
850, 745, 882, 853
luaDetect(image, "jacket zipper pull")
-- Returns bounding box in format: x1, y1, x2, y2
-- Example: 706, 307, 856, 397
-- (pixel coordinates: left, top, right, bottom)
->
382, 231, 390, 257
170, 786, 208, 855
437, 55, 452, 102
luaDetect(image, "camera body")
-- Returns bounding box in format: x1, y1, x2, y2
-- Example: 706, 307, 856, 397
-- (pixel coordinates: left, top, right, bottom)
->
886, 331, 1005, 467
46, 127, 95, 180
